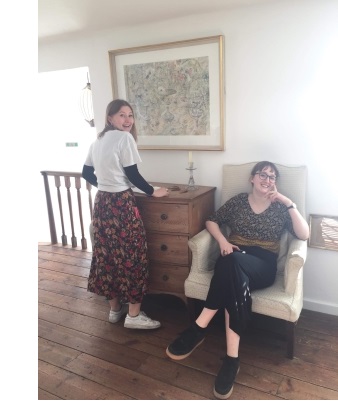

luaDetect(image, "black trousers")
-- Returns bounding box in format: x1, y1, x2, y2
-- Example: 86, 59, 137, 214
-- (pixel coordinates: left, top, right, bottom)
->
204, 246, 277, 336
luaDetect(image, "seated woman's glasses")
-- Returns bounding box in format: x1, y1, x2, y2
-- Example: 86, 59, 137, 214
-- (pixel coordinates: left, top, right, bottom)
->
256, 172, 277, 182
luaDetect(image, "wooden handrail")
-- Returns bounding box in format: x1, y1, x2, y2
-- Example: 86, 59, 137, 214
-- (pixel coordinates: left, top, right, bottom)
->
41, 170, 94, 250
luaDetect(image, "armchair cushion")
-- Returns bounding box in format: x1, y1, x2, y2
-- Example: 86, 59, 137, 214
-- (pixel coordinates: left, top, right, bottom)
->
186, 229, 306, 322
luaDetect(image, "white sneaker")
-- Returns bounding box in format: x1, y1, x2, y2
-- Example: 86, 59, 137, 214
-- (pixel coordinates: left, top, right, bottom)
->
124, 311, 161, 330
108, 304, 129, 323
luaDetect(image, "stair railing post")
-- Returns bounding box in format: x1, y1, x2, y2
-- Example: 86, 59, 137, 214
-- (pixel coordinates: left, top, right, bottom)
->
41, 171, 57, 244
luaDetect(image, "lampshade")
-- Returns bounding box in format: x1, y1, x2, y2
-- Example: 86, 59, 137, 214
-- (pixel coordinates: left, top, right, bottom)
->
79, 74, 95, 127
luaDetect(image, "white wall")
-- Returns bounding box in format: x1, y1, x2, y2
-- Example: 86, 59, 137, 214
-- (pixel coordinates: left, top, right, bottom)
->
38, 0, 338, 315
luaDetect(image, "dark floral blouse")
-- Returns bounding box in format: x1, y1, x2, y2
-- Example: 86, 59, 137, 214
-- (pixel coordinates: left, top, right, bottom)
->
207, 193, 297, 254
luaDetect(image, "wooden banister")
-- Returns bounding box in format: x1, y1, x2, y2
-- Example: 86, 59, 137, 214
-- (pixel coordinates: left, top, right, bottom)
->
41, 170, 94, 250
41, 171, 57, 244
55, 175, 67, 246
75, 176, 87, 250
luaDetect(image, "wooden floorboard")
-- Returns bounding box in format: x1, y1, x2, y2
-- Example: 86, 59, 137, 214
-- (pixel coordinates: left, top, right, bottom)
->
38, 244, 338, 400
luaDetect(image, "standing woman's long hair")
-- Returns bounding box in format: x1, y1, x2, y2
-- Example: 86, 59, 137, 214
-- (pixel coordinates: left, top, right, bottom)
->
97, 99, 138, 141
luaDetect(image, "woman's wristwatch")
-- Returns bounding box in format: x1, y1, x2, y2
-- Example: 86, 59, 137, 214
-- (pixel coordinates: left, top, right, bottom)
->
287, 203, 297, 210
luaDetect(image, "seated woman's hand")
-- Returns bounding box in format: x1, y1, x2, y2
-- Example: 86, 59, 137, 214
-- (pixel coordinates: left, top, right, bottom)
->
220, 243, 240, 256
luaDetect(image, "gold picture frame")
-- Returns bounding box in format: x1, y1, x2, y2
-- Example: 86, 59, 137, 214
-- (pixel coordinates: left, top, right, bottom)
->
108, 35, 225, 151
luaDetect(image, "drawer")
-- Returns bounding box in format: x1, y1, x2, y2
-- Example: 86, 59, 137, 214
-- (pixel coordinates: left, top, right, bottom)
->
146, 233, 189, 265
148, 263, 189, 294
137, 202, 189, 233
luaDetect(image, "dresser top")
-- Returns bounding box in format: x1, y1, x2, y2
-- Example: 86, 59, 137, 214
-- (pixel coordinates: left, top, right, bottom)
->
134, 182, 216, 203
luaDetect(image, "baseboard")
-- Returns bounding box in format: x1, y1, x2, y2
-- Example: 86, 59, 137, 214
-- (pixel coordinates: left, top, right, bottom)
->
303, 298, 338, 316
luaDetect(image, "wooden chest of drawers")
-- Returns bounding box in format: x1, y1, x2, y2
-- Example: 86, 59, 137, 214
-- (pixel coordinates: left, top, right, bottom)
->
135, 182, 216, 304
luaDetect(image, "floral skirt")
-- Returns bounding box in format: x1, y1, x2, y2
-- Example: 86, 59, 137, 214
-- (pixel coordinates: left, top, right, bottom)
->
87, 189, 149, 304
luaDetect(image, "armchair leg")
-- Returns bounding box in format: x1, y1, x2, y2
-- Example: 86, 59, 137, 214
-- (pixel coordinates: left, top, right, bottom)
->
286, 321, 297, 359
187, 298, 197, 322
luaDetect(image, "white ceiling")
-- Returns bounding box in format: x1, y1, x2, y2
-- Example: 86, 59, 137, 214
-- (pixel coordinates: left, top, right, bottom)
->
38, 0, 277, 42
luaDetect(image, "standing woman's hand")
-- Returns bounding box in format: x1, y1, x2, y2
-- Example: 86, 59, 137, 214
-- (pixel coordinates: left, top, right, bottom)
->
152, 187, 170, 197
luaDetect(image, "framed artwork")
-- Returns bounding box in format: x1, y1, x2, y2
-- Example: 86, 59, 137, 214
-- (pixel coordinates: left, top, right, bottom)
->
108, 35, 225, 150
308, 214, 338, 251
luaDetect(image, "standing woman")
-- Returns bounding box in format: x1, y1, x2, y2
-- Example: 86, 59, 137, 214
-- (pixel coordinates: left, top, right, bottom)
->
82, 99, 169, 330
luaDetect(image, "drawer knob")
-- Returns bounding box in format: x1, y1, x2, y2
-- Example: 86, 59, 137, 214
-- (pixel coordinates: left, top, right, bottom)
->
160, 213, 168, 220
162, 275, 169, 281
160, 244, 168, 251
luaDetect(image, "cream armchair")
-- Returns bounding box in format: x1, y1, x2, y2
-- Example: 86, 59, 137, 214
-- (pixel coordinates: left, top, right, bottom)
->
184, 163, 308, 359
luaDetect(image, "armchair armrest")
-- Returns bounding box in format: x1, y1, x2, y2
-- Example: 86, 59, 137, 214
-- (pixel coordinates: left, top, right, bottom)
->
188, 229, 219, 274
284, 237, 307, 295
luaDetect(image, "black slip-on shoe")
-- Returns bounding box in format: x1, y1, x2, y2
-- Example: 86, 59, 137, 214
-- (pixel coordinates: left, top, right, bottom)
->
166, 324, 205, 360
213, 355, 240, 399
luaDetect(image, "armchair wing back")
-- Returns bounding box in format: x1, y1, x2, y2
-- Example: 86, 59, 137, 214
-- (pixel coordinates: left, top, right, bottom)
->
184, 163, 308, 358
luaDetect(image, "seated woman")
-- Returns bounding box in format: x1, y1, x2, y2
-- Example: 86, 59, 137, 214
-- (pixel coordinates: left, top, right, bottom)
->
165, 161, 309, 399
